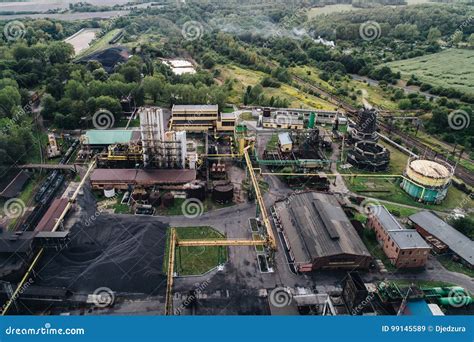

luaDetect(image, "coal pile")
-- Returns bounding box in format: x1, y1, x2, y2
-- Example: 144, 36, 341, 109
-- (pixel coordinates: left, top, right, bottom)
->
35, 215, 168, 295
77, 47, 130, 73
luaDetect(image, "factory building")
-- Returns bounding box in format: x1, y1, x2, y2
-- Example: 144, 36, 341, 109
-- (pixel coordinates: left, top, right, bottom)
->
140, 107, 188, 168
90, 169, 196, 190
82, 130, 141, 149
273, 192, 372, 272
216, 112, 237, 132
409, 211, 474, 269
401, 158, 454, 204
262, 115, 304, 130
170, 105, 236, 132
278, 132, 293, 152
367, 205, 430, 268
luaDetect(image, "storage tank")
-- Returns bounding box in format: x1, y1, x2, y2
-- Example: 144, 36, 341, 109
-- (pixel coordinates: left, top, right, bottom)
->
401, 158, 454, 204
308, 112, 316, 129
187, 183, 206, 201
149, 191, 161, 207
104, 187, 115, 198
162, 192, 175, 208
263, 107, 271, 118
212, 184, 234, 204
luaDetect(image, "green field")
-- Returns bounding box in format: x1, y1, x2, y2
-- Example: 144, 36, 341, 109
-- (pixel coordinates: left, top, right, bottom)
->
438, 255, 474, 278
346, 176, 472, 212
217, 64, 336, 109
386, 49, 474, 95
163, 226, 228, 276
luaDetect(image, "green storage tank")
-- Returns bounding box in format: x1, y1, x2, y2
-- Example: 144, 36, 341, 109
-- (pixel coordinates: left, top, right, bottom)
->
308, 112, 316, 129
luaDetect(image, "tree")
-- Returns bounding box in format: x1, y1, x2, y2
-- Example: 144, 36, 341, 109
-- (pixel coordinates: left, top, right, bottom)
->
452, 30, 463, 46
64, 80, 87, 101
41, 94, 57, 120
427, 27, 441, 43
48, 42, 74, 64
120, 65, 141, 83
392, 24, 419, 40
143, 76, 163, 103
468, 34, 474, 48
201, 53, 216, 69
0, 86, 21, 118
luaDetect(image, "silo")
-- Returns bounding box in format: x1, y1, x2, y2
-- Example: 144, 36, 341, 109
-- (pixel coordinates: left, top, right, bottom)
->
401, 158, 454, 204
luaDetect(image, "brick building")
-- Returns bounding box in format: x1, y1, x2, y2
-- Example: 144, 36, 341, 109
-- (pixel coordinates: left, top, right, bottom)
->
367, 206, 430, 268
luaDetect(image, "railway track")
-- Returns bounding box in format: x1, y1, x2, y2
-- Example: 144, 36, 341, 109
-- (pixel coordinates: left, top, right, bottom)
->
291, 74, 474, 187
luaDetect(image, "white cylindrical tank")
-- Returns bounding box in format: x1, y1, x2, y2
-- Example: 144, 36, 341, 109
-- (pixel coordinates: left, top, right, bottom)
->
104, 188, 116, 198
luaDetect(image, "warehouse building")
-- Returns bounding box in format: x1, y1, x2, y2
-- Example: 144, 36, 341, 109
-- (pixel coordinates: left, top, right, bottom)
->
262, 115, 304, 130
170, 105, 236, 132
273, 192, 372, 272
90, 168, 196, 190
367, 206, 430, 268
409, 211, 474, 269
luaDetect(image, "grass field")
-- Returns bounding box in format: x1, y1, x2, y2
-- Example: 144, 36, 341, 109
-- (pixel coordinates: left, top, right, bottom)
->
346, 176, 472, 212
386, 49, 474, 95
155, 197, 233, 216
438, 255, 474, 278
307, 4, 362, 18
217, 64, 335, 109
163, 226, 228, 276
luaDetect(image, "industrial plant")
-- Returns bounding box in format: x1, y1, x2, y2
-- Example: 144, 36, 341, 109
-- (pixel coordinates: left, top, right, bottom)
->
0, 101, 471, 318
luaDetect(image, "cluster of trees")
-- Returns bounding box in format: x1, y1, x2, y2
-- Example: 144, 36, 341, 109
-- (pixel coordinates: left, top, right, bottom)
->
0, 79, 33, 175
243, 85, 290, 107
407, 75, 474, 104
